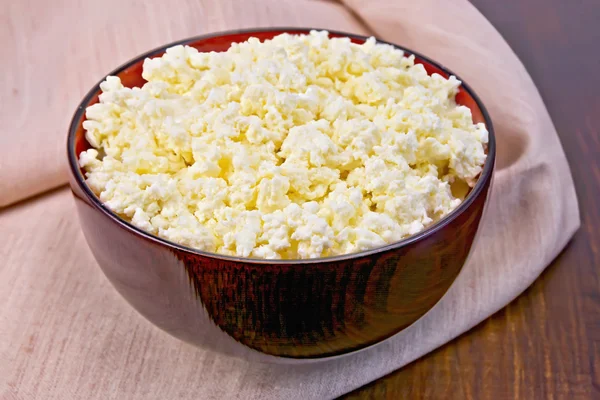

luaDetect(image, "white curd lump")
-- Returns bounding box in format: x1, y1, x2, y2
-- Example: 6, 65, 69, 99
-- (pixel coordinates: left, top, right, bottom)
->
79, 31, 488, 259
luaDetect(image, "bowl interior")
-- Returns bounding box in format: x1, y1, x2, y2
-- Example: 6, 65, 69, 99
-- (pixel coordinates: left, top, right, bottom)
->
70, 28, 494, 265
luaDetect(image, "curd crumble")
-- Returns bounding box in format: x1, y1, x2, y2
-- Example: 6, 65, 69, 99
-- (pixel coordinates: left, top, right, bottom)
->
79, 31, 488, 259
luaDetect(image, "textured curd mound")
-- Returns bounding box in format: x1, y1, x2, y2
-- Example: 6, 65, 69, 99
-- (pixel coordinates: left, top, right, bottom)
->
80, 31, 488, 259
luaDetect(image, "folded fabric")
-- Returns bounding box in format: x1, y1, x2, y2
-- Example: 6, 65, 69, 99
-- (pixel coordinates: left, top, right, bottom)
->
0, 0, 579, 399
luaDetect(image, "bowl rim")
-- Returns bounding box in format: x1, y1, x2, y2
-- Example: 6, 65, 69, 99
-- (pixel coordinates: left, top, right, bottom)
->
67, 26, 496, 265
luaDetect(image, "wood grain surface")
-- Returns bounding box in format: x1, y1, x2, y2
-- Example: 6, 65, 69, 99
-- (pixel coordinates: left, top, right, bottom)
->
343, 0, 600, 398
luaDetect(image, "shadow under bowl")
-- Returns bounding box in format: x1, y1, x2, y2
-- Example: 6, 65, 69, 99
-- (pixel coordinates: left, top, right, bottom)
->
67, 28, 496, 363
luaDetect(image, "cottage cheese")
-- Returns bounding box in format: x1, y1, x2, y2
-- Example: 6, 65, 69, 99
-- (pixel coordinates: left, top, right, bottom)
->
80, 31, 488, 259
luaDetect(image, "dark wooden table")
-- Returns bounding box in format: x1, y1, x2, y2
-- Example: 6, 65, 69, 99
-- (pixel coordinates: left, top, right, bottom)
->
344, 0, 600, 398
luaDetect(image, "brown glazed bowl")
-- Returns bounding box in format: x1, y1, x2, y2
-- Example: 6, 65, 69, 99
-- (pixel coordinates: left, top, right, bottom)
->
67, 28, 495, 363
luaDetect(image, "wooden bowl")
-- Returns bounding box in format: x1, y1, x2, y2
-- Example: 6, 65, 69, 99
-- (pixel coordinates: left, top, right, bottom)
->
67, 28, 496, 363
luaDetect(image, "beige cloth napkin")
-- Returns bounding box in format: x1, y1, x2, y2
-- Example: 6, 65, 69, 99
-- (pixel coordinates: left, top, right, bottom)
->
0, 0, 579, 398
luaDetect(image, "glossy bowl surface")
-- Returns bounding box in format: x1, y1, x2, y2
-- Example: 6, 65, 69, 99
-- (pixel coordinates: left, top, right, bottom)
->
67, 28, 496, 362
